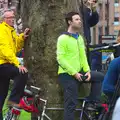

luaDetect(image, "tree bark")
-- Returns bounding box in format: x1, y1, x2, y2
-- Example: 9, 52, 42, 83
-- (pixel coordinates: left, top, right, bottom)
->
20, 0, 90, 119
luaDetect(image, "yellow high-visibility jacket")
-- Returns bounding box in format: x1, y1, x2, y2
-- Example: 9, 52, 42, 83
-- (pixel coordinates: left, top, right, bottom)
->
0, 22, 24, 67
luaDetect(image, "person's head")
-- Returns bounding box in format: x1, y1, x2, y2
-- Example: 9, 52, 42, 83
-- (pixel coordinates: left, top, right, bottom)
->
1, 9, 15, 27
65, 12, 81, 30
117, 36, 120, 43
84, 0, 98, 6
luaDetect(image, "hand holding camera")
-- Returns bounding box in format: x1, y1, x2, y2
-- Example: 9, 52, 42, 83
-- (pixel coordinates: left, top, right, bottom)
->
74, 72, 91, 82
85, 0, 98, 10
81, 75, 88, 81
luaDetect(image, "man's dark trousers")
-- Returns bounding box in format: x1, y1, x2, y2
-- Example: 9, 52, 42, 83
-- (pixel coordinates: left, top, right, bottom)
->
0, 63, 28, 120
58, 71, 104, 120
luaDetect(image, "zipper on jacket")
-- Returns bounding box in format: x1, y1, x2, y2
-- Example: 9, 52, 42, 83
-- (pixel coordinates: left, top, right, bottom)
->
76, 38, 81, 71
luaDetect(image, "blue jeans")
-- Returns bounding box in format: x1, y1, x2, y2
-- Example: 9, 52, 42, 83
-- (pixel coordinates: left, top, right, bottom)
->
0, 63, 28, 120
58, 71, 104, 120
102, 57, 120, 96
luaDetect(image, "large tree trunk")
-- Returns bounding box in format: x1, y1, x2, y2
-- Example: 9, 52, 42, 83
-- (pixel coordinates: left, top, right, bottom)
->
20, 0, 90, 119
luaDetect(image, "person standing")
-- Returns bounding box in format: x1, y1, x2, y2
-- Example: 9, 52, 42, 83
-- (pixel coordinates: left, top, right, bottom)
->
0, 9, 30, 119
81, 0, 99, 44
56, 12, 104, 120
80, 0, 102, 71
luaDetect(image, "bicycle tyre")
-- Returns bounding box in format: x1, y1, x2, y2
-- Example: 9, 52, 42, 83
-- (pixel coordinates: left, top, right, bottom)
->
11, 114, 20, 120
98, 113, 106, 120
4, 113, 20, 120
79, 110, 92, 120
3, 109, 13, 120
3, 108, 20, 120
31, 115, 41, 120
98, 112, 112, 120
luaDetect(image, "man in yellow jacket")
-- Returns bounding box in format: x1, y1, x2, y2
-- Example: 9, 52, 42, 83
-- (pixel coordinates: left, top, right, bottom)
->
0, 9, 30, 119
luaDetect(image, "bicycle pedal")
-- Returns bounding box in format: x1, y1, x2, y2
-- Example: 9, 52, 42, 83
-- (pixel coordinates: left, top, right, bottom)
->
85, 103, 97, 111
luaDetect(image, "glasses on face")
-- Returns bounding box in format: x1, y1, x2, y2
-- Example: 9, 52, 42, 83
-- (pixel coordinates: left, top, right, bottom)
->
5, 16, 15, 19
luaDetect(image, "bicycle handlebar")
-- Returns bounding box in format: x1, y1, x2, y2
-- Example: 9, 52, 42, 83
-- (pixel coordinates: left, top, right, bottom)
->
30, 85, 41, 91
91, 43, 120, 52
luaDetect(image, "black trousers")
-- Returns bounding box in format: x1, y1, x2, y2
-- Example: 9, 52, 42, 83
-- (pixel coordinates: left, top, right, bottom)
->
58, 71, 104, 120
0, 63, 28, 119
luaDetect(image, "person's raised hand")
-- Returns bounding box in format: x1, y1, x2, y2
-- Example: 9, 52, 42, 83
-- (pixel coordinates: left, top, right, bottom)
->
87, 0, 98, 10
24, 28, 31, 39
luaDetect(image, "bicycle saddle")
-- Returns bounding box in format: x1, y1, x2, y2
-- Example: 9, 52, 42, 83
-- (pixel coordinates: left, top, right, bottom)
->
24, 89, 33, 97
25, 85, 41, 96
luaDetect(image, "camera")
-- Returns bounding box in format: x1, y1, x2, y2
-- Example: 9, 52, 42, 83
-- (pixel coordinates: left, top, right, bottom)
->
81, 75, 88, 81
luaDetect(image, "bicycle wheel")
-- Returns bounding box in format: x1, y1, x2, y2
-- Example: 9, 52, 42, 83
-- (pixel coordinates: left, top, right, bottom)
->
3, 107, 21, 120
79, 110, 96, 120
98, 112, 112, 120
98, 113, 106, 120
3, 109, 13, 120
4, 112, 20, 120
31, 115, 41, 120
31, 98, 44, 120
3, 106, 9, 118
10, 114, 20, 120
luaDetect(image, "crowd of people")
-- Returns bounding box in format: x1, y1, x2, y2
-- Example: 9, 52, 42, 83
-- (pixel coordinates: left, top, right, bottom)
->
0, 0, 120, 120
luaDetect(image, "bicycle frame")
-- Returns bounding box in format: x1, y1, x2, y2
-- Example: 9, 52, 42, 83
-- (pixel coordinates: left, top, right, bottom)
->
39, 98, 51, 120
39, 98, 98, 120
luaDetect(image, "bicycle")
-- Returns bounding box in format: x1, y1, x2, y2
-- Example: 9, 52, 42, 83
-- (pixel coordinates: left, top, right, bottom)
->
3, 83, 109, 120
3, 85, 42, 120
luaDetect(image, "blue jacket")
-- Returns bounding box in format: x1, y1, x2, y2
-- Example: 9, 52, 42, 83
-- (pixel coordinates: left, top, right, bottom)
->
102, 57, 120, 94
81, 6, 99, 43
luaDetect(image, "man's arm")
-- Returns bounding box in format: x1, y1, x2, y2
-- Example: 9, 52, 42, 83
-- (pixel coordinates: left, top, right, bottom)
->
80, 37, 90, 72
0, 30, 20, 67
81, 48, 90, 72
15, 28, 31, 52
14, 32, 24, 52
57, 36, 77, 75
88, 9, 99, 27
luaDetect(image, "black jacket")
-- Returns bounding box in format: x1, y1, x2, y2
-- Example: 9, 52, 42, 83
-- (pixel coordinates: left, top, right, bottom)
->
80, 6, 99, 44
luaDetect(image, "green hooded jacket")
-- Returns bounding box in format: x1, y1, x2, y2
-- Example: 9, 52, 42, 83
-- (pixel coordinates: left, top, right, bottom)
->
56, 33, 90, 75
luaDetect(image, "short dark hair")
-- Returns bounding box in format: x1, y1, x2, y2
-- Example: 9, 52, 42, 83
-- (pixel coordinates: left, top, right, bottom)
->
65, 12, 79, 26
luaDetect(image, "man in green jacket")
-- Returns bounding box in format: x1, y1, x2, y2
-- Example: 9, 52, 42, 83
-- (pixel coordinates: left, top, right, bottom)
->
56, 12, 104, 120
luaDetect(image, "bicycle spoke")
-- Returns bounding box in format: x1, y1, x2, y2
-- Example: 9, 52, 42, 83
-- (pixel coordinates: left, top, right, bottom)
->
3, 109, 13, 120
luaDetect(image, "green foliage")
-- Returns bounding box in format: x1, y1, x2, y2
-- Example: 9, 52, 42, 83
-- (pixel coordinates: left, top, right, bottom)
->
3, 90, 31, 120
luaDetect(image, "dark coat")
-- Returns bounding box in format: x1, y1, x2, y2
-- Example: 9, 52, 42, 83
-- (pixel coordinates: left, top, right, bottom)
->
80, 6, 99, 44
